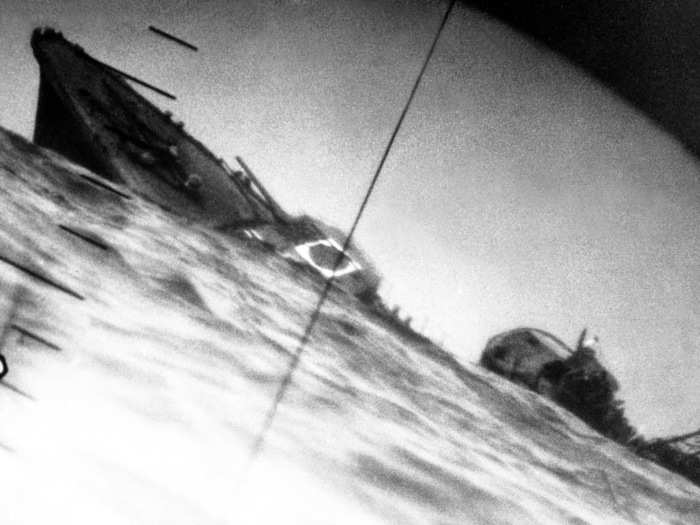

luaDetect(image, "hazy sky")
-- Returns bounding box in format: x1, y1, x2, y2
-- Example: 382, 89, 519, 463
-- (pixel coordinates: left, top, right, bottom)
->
1, 0, 698, 437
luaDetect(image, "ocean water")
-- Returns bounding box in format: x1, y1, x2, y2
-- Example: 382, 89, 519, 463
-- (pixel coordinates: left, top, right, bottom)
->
0, 127, 698, 524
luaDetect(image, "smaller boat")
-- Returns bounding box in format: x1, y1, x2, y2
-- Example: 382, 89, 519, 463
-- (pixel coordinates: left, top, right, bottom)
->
481, 327, 620, 416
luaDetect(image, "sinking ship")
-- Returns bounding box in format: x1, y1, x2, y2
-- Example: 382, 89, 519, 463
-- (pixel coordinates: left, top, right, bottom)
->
2, 27, 700, 523
30, 27, 379, 298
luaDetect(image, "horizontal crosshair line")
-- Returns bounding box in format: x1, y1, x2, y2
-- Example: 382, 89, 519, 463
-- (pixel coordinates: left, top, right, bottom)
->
148, 26, 198, 51
59, 225, 109, 251
90, 57, 177, 100
78, 173, 131, 199
11, 324, 61, 351
0, 254, 85, 300
0, 380, 34, 400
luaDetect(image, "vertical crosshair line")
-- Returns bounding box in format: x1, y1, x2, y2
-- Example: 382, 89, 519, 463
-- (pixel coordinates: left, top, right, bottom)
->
244, 0, 458, 469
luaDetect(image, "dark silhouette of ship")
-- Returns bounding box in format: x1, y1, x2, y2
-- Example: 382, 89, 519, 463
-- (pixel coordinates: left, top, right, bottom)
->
30, 27, 381, 298
31, 27, 281, 227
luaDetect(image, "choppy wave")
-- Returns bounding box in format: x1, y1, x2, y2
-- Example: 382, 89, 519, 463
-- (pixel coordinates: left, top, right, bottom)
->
1, 128, 698, 524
